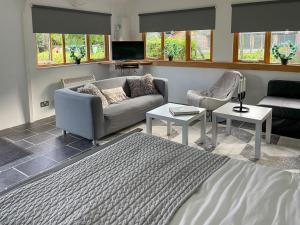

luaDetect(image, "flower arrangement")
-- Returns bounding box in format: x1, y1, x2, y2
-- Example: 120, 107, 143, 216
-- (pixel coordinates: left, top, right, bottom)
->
272, 42, 297, 65
70, 46, 86, 64
164, 42, 183, 61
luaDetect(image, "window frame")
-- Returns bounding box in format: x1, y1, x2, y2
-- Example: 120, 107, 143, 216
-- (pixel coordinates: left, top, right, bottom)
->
232, 31, 300, 65
36, 33, 109, 67
142, 30, 213, 62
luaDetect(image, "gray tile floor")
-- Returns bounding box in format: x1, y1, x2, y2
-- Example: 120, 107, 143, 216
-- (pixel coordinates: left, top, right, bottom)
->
1, 116, 300, 193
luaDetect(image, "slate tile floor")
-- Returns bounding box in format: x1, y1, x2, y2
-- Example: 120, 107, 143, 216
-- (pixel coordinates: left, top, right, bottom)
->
0, 116, 98, 192
1, 115, 300, 193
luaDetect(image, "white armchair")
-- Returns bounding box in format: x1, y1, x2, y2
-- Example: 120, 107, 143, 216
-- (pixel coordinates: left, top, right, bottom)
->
187, 71, 242, 114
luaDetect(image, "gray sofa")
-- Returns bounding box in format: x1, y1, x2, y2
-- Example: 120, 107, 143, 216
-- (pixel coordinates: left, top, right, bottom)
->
54, 76, 168, 143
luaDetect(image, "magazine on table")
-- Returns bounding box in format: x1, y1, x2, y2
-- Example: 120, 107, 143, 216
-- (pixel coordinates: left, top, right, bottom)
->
169, 106, 200, 116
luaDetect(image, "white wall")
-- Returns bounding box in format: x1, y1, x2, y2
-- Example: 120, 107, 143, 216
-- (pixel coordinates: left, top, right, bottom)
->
132, 0, 300, 105
0, 0, 29, 130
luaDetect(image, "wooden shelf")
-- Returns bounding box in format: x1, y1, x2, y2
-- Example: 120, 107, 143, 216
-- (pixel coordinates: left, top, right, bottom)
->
150, 60, 300, 73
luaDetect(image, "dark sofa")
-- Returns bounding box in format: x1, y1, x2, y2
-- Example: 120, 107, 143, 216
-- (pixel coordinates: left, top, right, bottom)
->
258, 80, 300, 139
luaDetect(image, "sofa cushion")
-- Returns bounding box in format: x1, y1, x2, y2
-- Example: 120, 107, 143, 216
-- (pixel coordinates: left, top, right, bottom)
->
77, 83, 109, 108
103, 95, 164, 134
127, 74, 158, 97
258, 96, 300, 120
101, 87, 128, 104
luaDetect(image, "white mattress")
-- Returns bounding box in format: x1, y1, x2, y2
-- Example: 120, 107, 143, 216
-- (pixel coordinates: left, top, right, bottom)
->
170, 159, 300, 225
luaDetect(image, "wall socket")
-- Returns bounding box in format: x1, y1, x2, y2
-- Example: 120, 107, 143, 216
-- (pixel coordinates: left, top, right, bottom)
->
40, 101, 50, 108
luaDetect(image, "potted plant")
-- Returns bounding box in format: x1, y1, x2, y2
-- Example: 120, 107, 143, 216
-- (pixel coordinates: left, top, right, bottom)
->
164, 42, 182, 61
70, 46, 86, 64
272, 42, 297, 65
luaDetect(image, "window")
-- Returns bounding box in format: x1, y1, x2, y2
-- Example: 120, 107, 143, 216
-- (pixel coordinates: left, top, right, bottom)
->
143, 30, 213, 61
36, 33, 51, 65
237, 32, 265, 62
270, 31, 300, 64
36, 33, 109, 66
145, 32, 162, 59
234, 31, 300, 65
89, 34, 106, 60
164, 31, 186, 61
190, 30, 212, 60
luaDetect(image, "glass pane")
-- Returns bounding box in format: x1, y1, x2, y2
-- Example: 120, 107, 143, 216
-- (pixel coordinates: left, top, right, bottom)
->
146, 32, 162, 59
270, 31, 300, 64
190, 30, 211, 60
164, 31, 186, 61
90, 34, 105, 60
51, 34, 63, 64
65, 34, 87, 63
36, 33, 51, 65
238, 32, 265, 62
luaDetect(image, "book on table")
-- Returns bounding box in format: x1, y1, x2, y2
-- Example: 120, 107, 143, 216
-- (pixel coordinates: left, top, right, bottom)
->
169, 106, 200, 116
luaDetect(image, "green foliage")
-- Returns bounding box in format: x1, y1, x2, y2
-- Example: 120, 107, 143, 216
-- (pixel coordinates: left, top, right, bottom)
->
70, 46, 86, 61
164, 39, 185, 60
272, 42, 297, 60
146, 36, 161, 58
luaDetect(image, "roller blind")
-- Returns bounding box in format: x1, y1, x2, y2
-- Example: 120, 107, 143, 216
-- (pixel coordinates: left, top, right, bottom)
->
32, 5, 112, 34
139, 7, 216, 33
231, 0, 300, 33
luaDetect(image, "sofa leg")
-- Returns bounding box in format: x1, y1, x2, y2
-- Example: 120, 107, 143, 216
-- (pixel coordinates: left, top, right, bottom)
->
92, 140, 99, 146
63, 130, 67, 135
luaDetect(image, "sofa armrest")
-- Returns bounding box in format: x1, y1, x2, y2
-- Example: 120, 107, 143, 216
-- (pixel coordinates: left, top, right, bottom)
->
154, 78, 168, 103
54, 89, 104, 140
268, 80, 300, 99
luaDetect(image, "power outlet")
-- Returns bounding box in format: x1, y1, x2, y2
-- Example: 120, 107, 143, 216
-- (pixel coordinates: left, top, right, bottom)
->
40, 101, 50, 108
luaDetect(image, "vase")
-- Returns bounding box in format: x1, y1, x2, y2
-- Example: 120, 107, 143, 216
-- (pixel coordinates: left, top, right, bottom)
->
75, 58, 81, 65
280, 58, 288, 65
168, 56, 173, 61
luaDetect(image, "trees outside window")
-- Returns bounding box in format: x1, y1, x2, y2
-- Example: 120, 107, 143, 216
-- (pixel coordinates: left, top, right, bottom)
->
238, 32, 265, 62
190, 30, 211, 60
145, 32, 162, 59
36, 33, 51, 65
164, 31, 186, 61
65, 34, 87, 63
89, 34, 106, 60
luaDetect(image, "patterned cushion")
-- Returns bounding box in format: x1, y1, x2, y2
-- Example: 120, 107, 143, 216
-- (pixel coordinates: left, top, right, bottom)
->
77, 83, 109, 108
101, 87, 128, 104
127, 74, 158, 98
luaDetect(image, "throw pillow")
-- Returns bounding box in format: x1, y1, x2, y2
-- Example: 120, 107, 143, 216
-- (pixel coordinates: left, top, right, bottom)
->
101, 87, 128, 104
127, 74, 158, 98
77, 83, 109, 108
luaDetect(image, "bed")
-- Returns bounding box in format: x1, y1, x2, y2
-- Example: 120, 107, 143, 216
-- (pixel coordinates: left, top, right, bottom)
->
0, 133, 299, 225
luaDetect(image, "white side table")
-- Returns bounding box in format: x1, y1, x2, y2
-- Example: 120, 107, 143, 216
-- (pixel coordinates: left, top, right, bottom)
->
212, 102, 272, 159
146, 103, 206, 145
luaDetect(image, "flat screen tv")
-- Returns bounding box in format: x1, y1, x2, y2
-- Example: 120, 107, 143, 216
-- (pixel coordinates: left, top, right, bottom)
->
112, 41, 144, 61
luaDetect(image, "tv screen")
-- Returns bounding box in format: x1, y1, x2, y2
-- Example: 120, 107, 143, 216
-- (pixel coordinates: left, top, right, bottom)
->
112, 41, 144, 61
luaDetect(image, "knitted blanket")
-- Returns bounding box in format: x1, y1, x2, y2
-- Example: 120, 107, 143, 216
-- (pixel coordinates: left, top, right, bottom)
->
0, 133, 229, 225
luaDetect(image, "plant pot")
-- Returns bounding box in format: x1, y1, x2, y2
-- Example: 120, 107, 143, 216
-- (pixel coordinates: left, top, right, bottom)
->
168, 56, 173, 61
75, 58, 81, 65
280, 58, 289, 65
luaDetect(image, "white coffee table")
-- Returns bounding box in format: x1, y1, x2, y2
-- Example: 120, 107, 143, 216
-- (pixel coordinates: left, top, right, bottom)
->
212, 102, 272, 159
146, 103, 206, 145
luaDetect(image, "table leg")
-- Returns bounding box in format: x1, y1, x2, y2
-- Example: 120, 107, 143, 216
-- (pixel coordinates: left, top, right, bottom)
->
200, 114, 206, 144
167, 121, 172, 136
212, 113, 217, 147
146, 116, 152, 134
266, 112, 272, 144
182, 124, 189, 145
226, 118, 231, 135
255, 122, 262, 159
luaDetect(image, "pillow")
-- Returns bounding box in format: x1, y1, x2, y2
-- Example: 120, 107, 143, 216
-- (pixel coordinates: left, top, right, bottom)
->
77, 83, 109, 108
127, 74, 158, 98
101, 87, 128, 104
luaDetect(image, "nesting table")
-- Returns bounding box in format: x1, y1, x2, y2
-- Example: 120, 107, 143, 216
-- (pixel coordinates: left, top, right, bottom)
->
146, 103, 206, 145
212, 102, 272, 159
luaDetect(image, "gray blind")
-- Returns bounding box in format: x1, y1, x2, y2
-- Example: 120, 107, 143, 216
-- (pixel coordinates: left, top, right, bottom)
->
32, 5, 111, 34
232, 0, 300, 33
139, 7, 216, 32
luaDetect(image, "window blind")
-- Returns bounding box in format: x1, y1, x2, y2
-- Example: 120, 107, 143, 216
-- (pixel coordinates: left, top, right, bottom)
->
32, 5, 111, 34
139, 7, 216, 33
